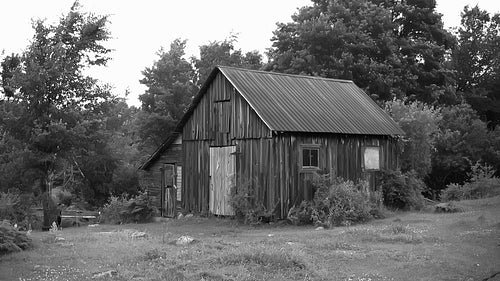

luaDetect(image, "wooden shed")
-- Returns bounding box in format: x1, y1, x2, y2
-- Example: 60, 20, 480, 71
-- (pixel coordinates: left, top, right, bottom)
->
140, 66, 404, 218
138, 132, 182, 217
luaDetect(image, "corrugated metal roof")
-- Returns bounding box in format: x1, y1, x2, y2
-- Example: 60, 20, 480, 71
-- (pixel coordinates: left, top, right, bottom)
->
219, 66, 404, 135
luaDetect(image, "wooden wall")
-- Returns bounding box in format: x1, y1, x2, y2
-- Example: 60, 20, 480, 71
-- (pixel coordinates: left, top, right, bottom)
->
182, 73, 272, 213
231, 134, 398, 218
138, 142, 182, 210
181, 72, 400, 218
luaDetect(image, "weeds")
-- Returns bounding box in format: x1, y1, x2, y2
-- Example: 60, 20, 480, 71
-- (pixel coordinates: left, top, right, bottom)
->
219, 247, 306, 270
343, 224, 425, 244
442, 162, 500, 201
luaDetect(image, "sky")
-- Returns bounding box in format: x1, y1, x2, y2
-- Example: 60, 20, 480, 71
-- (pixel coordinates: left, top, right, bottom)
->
0, 0, 498, 107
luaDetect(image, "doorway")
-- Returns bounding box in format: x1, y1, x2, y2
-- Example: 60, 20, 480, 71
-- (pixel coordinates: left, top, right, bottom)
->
209, 146, 236, 215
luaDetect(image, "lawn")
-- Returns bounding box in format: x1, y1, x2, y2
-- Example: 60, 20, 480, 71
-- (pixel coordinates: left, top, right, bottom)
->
1, 196, 499, 281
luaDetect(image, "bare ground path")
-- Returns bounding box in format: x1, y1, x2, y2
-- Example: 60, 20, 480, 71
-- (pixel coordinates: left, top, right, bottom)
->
1, 196, 499, 281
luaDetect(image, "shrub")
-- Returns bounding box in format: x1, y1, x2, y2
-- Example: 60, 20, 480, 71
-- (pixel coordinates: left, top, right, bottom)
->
122, 192, 158, 223
230, 178, 275, 224
56, 191, 74, 207
441, 183, 467, 201
100, 195, 127, 224
378, 170, 425, 210
287, 176, 379, 227
0, 221, 33, 255
100, 192, 157, 224
0, 191, 20, 222
441, 162, 500, 201
287, 200, 314, 225
312, 178, 372, 227
0, 191, 36, 230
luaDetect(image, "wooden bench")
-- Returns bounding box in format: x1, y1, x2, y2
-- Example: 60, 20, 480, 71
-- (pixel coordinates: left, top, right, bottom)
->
61, 210, 100, 226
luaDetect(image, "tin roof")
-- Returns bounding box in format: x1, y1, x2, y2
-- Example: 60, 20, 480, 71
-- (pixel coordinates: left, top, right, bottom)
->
218, 66, 403, 135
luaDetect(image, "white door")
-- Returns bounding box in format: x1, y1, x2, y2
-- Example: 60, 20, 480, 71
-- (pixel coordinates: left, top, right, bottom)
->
209, 146, 236, 215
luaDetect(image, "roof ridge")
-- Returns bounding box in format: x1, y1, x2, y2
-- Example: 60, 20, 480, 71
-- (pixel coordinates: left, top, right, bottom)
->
217, 65, 354, 83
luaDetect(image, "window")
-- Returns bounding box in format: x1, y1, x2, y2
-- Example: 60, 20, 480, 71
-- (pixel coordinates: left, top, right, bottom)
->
301, 145, 320, 170
363, 146, 380, 171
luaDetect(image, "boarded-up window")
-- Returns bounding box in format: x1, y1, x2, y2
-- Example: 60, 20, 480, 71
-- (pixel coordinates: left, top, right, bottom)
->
363, 146, 380, 171
301, 144, 320, 170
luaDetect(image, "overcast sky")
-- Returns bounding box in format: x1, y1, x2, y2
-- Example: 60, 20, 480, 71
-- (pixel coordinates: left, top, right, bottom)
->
0, 0, 498, 106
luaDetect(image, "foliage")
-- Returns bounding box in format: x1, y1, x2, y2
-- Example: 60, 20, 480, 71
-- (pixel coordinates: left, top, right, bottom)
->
100, 192, 157, 224
428, 104, 500, 195
192, 35, 263, 87
108, 164, 140, 197
0, 191, 36, 230
311, 176, 372, 227
100, 195, 126, 224
229, 178, 274, 224
287, 176, 384, 227
56, 191, 74, 207
0, 221, 33, 255
138, 39, 198, 150
453, 6, 500, 128
440, 184, 466, 202
267, 0, 456, 103
385, 99, 441, 179
0, 1, 115, 226
122, 192, 158, 223
287, 200, 314, 226
441, 162, 500, 201
377, 170, 425, 210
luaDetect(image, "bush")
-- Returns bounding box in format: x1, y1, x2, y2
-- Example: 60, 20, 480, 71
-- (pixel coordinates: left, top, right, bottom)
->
441, 183, 467, 201
378, 170, 425, 210
0, 221, 33, 255
230, 179, 275, 224
0, 190, 36, 230
287, 200, 314, 225
312, 177, 372, 227
100, 192, 157, 224
100, 195, 126, 224
56, 191, 74, 207
122, 192, 158, 223
441, 162, 500, 201
287, 176, 379, 227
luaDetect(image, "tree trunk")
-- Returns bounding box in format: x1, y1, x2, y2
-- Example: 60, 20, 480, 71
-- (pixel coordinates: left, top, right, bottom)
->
40, 176, 58, 231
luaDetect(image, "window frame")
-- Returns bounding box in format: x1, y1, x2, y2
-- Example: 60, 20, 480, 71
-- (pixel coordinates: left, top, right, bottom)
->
300, 144, 321, 172
362, 146, 381, 171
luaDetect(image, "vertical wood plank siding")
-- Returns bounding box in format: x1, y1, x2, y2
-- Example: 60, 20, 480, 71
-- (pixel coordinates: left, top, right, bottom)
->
181, 72, 399, 218
138, 144, 182, 210
182, 73, 272, 213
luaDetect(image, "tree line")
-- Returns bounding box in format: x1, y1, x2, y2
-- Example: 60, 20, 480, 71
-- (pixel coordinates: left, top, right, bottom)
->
1, 0, 499, 217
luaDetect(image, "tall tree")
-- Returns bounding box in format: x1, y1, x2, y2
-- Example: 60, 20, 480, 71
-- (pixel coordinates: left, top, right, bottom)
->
192, 35, 263, 87
267, 0, 455, 103
137, 39, 197, 150
453, 5, 500, 129
0, 1, 114, 227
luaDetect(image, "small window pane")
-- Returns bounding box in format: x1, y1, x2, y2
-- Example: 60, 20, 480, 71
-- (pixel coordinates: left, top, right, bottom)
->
302, 148, 319, 168
310, 149, 319, 167
303, 149, 311, 166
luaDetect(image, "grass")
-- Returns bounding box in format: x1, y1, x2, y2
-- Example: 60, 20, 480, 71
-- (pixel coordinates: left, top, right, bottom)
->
1, 196, 500, 280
